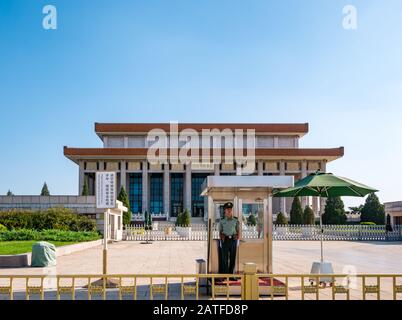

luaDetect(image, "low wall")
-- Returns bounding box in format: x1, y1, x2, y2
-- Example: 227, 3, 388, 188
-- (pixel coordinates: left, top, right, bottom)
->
0, 254, 29, 268
0, 195, 103, 215
55, 239, 102, 257
0, 239, 102, 268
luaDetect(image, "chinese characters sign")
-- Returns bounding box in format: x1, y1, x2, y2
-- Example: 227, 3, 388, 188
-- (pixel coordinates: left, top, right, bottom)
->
96, 172, 116, 209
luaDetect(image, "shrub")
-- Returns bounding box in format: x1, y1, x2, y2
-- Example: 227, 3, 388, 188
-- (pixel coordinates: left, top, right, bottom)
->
303, 206, 315, 225
322, 197, 347, 224
144, 211, 152, 230
289, 197, 303, 224
0, 223, 7, 231
360, 221, 376, 225
41, 182, 50, 196
81, 180, 89, 196
0, 229, 100, 242
175, 212, 182, 226
275, 212, 288, 225
360, 193, 385, 225
181, 209, 191, 227
247, 214, 257, 226
118, 186, 132, 226
0, 208, 97, 232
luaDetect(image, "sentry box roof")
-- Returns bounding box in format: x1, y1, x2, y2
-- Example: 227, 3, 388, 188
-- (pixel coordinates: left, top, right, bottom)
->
200, 175, 294, 196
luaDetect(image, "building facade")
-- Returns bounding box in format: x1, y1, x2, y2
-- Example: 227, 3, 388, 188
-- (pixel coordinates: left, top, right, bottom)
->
385, 201, 402, 227
64, 123, 344, 221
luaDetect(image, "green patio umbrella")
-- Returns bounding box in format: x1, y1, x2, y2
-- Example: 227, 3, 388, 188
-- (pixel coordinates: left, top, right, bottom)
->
273, 171, 378, 263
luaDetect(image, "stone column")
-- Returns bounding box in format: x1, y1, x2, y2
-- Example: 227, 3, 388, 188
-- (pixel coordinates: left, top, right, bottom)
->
185, 163, 192, 212
320, 197, 326, 216
279, 160, 287, 216
214, 163, 220, 176
301, 160, 308, 209
120, 160, 127, 191
313, 197, 319, 218
163, 163, 170, 219
257, 161, 263, 176
78, 161, 85, 195
142, 160, 148, 212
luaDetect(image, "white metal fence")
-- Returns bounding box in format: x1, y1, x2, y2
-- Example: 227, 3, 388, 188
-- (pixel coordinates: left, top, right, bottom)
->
123, 224, 402, 241
273, 224, 402, 241
124, 223, 208, 241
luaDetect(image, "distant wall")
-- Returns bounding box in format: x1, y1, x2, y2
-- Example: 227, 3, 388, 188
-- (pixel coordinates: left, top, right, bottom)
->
0, 196, 103, 215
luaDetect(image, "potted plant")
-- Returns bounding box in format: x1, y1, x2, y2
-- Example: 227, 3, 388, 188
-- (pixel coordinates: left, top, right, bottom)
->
175, 209, 192, 238
301, 206, 315, 237
275, 212, 288, 236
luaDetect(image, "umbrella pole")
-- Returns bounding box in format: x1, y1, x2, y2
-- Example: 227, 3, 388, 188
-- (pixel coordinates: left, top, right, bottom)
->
319, 198, 324, 262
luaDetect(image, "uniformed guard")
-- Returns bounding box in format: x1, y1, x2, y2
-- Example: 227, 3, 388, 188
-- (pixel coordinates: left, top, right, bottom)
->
219, 202, 240, 274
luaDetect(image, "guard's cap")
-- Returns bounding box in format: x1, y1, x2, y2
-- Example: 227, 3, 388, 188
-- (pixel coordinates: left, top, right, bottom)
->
223, 202, 233, 210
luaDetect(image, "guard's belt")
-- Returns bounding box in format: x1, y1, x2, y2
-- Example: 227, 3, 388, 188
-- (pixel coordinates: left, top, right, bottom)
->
223, 235, 236, 240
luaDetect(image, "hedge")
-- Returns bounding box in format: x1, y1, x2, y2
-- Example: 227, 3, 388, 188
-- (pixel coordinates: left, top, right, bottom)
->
0, 208, 96, 232
0, 229, 101, 242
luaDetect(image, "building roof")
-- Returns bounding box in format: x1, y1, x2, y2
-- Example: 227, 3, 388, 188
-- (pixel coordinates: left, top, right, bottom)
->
94, 123, 309, 140
64, 146, 344, 163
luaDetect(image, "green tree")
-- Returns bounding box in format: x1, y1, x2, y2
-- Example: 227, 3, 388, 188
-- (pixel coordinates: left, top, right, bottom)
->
143, 211, 153, 230
6, 190, 13, 196
289, 197, 303, 224
117, 186, 132, 226
40, 182, 50, 196
360, 193, 385, 225
303, 206, 315, 225
175, 211, 182, 226
247, 214, 257, 226
275, 212, 288, 225
349, 205, 363, 215
181, 209, 191, 227
322, 197, 347, 224
81, 179, 89, 196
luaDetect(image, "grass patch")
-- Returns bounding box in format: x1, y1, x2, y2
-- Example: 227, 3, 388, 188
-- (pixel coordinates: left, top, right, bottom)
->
0, 240, 79, 255
0, 229, 101, 242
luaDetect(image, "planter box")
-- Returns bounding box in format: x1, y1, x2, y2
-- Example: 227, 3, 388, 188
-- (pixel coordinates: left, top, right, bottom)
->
176, 226, 192, 238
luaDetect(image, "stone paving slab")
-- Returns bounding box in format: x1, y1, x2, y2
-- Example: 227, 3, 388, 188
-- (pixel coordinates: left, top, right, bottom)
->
1, 240, 402, 300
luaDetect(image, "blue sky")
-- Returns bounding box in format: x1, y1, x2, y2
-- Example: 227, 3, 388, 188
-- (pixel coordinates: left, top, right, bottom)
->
0, 0, 401, 208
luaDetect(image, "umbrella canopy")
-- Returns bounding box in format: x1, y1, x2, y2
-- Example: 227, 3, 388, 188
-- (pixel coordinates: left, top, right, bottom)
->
273, 171, 378, 198
273, 171, 378, 265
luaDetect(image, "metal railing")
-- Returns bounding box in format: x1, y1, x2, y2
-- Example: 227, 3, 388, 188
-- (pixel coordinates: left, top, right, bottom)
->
0, 274, 240, 300
254, 274, 402, 300
273, 224, 402, 241
1, 273, 402, 300
124, 224, 208, 241
123, 224, 402, 241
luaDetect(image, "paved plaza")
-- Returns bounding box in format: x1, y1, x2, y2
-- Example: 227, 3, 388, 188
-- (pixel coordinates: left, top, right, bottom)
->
1, 241, 402, 300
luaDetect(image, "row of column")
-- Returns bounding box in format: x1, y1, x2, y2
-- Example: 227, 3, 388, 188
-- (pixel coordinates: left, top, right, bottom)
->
78, 159, 327, 217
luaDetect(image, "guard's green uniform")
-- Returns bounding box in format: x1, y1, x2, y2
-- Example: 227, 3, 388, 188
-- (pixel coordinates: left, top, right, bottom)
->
219, 215, 239, 274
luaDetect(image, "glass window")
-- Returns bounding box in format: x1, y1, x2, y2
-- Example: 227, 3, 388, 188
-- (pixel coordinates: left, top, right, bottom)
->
170, 173, 183, 217
150, 173, 163, 214
129, 173, 142, 213
242, 202, 264, 239
191, 173, 209, 217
